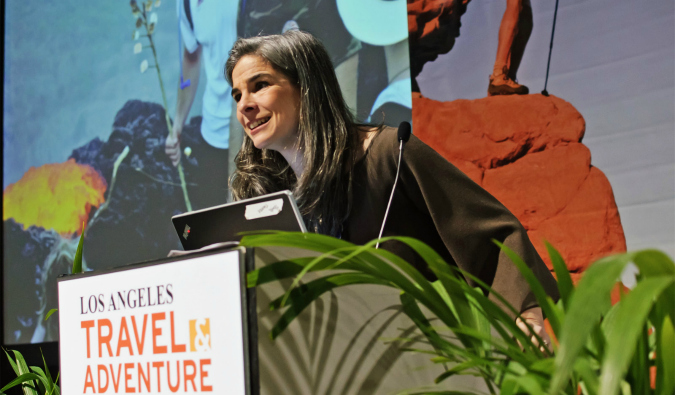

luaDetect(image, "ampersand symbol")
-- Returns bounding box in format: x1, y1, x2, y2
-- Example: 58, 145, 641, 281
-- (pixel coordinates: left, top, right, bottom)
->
195, 318, 211, 351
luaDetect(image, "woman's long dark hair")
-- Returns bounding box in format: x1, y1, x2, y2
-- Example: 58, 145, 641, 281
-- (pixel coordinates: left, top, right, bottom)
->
225, 31, 371, 236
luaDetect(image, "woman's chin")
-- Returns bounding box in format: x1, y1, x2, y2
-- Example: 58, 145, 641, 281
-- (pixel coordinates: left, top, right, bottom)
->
252, 139, 270, 151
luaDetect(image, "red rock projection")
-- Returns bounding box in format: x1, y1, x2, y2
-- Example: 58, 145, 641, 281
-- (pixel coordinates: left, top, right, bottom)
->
412, 93, 627, 281
407, 0, 471, 92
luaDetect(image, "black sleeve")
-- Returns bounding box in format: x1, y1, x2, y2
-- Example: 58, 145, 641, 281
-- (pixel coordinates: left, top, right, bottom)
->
398, 134, 559, 316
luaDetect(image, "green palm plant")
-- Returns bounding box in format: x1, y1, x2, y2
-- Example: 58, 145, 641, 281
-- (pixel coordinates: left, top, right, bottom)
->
0, 350, 59, 395
240, 232, 674, 395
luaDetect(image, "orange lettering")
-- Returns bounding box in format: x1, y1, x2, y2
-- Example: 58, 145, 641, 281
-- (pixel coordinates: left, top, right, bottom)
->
167, 360, 180, 393
151, 361, 164, 392
97, 365, 109, 393
83, 365, 96, 393
131, 315, 148, 355
124, 363, 136, 393
200, 359, 213, 392
109, 363, 122, 392
138, 362, 151, 393
81, 320, 95, 358
116, 317, 134, 356
98, 319, 113, 357
184, 360, 197, 392
170, 312, 186, 353
152, 313, 167, 354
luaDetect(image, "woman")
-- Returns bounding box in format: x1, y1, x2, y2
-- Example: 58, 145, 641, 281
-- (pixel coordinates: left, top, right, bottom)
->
226, 31, 557, 345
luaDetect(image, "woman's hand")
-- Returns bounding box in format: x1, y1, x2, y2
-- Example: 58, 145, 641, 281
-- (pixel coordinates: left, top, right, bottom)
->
516, 306, 552, 354
167, 242, 240, 258
167, 249, 192, 258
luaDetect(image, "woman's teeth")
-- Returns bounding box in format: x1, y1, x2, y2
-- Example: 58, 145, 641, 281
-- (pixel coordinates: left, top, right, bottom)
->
249, 117, 270, 130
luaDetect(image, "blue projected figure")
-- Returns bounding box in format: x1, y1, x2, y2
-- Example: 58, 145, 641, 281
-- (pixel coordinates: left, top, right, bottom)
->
166, 0, 239, 208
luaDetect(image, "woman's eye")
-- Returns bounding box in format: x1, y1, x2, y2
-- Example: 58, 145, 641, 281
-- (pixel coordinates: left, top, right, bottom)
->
255, 81, 269, 91
233, 93, 241, 102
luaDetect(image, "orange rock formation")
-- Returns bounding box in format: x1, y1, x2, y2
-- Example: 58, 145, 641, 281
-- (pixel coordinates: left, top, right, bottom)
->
413, 93, 627, 282
407, 0, 471, 92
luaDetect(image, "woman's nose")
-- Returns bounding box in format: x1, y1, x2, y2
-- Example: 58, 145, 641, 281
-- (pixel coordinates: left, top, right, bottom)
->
237, 93, 257, 113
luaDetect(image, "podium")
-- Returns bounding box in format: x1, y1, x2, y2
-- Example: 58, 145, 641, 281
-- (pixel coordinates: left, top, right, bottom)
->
58, 246, 482, 394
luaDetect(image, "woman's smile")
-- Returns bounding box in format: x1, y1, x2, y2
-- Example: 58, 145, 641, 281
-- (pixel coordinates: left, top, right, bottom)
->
248, 117, 271, 133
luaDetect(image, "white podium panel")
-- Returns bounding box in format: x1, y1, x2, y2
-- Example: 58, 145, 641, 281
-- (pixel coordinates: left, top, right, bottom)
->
57, 249, 251, 394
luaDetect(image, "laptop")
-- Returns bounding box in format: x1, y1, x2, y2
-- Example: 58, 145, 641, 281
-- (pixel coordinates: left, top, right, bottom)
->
172, 190, 307, 251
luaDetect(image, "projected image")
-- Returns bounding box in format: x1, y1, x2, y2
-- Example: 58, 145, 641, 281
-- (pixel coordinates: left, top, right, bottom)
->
406, 1, 673, 284
238, 0, 412, 125
3, 0, 411, 344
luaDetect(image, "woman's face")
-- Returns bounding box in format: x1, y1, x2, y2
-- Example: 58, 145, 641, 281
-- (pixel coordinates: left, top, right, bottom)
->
231, 55, 302, 154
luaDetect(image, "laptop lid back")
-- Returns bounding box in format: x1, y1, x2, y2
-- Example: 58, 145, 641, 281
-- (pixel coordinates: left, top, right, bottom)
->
172, 190, 306, 251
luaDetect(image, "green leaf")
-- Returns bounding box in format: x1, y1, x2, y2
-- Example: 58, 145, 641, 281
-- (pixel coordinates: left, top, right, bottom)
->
12, 350, 39, 395
400, 292, 452, 357
425, 277, 481, 350
29, 365, 55, 394
619, 380, 632, 395
633, 250, 675, 276
448, 326, 533, 367
276, 244, 371, 307
461, 256, 554, 361
239, 231, 354, 254
269, 272, 387, 311
599, 276, 674, 395
434, 359, 491, 383
550, 252, 634, 393
3, 349, 19, 376
40, 350, 54, 387
454, 269, 545, 357
28, 368, 47, 394
248, 234, 447, 324
44, 309, 58, 321
349, 242, 461, 334
499, 378, 518, 395
72, 223, 85, 274
634, 250, 675, 326
494, 241, 562, 337
246, 233, 482, 348
269, 272, 388, 339
0, 373, 42, 393
528, 358, 555, 376
403, 391, 478, 395
51, 372, 61, 395
573, 357, 599, 395
430, 356, 460, 364
501, 372, 547, 395
393, 238, 476, 329
545, 241, 574, 309
588, 323, 606, 364
248, 257, 340, 287
466, 287, 492, 352
655, 315, 674, 395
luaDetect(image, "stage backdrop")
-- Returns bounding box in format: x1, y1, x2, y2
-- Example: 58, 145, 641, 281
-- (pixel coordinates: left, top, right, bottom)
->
407, 0, 673, 285
2, 0, 411, 345
3, 0, 673, 353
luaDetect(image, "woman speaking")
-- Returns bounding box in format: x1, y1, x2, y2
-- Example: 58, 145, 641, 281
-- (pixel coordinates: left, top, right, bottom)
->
225, 31, 558, 345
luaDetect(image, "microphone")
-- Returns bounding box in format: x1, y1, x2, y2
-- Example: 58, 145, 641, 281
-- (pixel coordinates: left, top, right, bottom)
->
397, 121, 411, 143
376, 122, 412, 249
